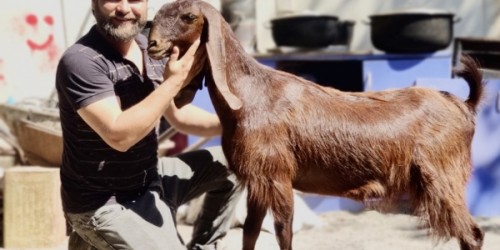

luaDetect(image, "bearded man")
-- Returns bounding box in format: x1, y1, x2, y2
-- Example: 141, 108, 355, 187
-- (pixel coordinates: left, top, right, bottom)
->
56, 1, 242, 249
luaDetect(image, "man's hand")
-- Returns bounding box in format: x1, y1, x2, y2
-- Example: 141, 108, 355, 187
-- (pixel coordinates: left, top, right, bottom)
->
163, 39, 202, 89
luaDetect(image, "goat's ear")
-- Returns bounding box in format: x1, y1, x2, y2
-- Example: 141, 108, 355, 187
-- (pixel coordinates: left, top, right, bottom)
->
201, 2, 242, 110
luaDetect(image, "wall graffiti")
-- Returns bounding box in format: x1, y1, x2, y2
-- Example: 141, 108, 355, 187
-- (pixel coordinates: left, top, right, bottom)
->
0, 0, 64, 103
22, 13, 60, 69
0, 59, 5, 85
25, 14, 55, 50
0, 58, 8, 102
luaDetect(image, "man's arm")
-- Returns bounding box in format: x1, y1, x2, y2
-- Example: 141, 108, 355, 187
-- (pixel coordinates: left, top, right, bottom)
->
77, 40, 201, 152
163, 101, 221, 137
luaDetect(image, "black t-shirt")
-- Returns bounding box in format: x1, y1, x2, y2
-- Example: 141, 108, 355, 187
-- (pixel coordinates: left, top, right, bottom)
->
56, 25, 167, 213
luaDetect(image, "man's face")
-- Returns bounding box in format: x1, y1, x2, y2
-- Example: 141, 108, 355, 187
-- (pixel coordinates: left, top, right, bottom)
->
92, 0, 148, 42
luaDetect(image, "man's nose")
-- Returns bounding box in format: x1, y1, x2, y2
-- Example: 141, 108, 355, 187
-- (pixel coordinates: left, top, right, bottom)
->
116, 0, 131, 14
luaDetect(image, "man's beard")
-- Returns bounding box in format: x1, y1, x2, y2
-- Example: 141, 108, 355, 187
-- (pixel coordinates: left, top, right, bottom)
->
94, 10, 147, 42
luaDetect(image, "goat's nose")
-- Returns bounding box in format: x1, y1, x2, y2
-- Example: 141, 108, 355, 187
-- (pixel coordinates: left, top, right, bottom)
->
148, 40, 157, 50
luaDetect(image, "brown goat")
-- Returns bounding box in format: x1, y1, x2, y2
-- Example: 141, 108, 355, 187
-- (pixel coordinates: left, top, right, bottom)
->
147, 0, 485, 249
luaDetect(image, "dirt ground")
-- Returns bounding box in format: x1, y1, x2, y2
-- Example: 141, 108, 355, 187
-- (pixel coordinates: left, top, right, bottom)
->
178, 210, 500, 250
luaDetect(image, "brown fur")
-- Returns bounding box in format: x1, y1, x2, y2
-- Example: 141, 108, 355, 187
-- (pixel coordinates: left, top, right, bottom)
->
147, 0, 485, 249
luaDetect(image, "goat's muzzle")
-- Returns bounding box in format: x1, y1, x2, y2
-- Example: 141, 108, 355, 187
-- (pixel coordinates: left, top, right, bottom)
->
147, 39, 173, 60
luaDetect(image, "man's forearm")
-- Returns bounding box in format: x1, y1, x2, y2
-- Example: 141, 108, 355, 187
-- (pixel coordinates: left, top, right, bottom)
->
165, 103, 222, 137
77, 64, 193, 152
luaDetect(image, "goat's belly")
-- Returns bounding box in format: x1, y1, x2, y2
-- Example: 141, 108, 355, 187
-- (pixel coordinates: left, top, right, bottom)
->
292, 165, 386, 199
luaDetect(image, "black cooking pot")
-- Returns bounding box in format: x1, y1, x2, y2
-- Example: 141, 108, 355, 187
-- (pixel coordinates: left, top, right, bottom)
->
369, 9, 459, 53
270, 15, 355, 48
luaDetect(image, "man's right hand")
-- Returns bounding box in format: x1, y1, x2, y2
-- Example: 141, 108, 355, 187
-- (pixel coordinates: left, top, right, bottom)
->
163, 39, 202, 90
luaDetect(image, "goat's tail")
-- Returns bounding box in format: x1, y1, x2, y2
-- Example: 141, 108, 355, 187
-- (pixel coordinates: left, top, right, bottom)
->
453, 55, 485, 112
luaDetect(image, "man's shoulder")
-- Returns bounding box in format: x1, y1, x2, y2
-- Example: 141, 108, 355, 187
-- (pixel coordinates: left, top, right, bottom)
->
62, 43, 98, 61
60, 27, 110, 64
58, 40, 111, 75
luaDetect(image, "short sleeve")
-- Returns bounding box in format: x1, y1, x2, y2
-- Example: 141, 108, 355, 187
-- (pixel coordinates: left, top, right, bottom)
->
56, 49, 115, 110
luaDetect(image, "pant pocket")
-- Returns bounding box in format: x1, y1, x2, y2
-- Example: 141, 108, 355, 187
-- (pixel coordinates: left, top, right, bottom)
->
91, 204, 126, 229
66, 210, 119, 250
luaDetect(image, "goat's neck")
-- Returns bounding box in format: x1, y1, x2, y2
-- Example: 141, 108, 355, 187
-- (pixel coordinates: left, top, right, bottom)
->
220, 30, 263, 84
203, 23, 273, 120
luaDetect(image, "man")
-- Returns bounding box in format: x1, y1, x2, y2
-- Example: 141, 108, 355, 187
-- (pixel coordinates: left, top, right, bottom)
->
55, 0, 242, 249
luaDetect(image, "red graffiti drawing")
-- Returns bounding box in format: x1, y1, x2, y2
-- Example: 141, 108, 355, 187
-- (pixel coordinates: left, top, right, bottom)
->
25, 14, 54, 51
12, 12, 61, 70
0, 59, 5, 86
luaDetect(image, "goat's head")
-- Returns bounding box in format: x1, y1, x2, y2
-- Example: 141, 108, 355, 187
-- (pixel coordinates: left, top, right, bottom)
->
147, 0, 242, 110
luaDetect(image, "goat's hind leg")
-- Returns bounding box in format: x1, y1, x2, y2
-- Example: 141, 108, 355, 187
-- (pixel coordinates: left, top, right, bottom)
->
409, 164, 484, 250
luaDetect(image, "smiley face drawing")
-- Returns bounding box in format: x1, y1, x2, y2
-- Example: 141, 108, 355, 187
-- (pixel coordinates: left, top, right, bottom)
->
19, 12, 60, 69
25, 14, 54, 51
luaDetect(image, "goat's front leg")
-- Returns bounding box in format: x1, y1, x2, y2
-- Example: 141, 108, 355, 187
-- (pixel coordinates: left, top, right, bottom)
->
243, 188, 268, 250
270, 182, 294, 250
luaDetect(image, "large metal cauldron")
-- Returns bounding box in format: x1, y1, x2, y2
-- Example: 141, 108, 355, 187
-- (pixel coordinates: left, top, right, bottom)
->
270, 15, 355, 48
369, 9, 459, 53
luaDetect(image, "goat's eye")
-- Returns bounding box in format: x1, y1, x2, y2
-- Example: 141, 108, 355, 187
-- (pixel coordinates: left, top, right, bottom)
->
181, 13, 197, 23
